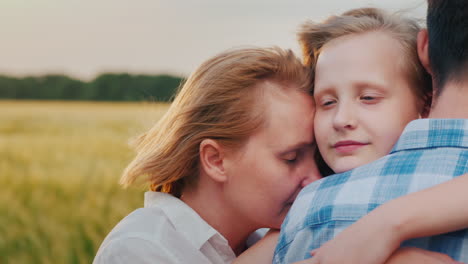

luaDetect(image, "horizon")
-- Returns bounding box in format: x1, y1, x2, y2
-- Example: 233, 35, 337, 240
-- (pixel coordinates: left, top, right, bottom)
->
1, 0, 426, 80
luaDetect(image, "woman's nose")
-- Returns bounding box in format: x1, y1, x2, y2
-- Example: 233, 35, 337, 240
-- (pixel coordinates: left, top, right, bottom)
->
301, 162, 322, 187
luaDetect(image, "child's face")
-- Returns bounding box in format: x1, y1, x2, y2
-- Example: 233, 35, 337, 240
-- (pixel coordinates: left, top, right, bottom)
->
313, 31, 421, 173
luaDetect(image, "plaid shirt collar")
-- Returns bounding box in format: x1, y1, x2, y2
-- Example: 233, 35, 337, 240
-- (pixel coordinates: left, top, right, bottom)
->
391, 119, 468, 153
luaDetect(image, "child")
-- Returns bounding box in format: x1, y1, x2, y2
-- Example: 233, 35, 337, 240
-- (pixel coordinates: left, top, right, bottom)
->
307, 7, 432, 175
300, 6, 468, 264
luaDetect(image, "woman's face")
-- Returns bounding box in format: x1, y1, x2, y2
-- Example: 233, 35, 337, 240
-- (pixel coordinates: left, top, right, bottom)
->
223, 81, 321, 229
314, 31, 421, 173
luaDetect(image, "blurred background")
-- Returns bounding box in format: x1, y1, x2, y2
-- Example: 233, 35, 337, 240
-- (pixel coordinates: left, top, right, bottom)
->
1, 1, 426, 263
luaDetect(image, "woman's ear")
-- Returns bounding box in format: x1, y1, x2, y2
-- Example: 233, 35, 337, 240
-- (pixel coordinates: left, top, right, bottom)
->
199, 139, 228, 183
417, 29, 432, 75
420, 91, 433, 118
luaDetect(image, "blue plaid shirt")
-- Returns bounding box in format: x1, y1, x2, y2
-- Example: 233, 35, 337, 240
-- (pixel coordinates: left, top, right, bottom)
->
274, 119, 468, 263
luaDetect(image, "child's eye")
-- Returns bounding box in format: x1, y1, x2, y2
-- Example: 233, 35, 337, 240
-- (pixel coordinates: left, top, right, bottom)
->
321, 99, 336, 107
360, 94, 381, 104
360, 95, 375, 100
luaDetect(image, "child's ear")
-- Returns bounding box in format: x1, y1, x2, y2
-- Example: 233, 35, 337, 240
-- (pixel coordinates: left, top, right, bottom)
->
417, 29, 432, 75
199, 139, 228, 183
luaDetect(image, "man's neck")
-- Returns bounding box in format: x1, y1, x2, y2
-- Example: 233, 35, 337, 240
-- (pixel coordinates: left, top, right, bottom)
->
428, 82, 468, 119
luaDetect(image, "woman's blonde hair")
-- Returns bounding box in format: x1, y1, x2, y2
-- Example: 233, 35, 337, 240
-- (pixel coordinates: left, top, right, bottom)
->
298, 7, 432, 113
120, 47, 312, 197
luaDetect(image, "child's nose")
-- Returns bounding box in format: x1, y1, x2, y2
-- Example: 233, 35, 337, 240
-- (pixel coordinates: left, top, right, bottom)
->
333, 103, 357, 130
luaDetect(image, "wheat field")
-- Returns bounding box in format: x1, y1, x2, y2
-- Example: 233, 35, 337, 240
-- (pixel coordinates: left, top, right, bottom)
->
0, 100, 169, 264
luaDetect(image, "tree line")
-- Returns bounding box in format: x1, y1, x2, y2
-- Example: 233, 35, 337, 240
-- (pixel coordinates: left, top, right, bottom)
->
0, 73, 184, 102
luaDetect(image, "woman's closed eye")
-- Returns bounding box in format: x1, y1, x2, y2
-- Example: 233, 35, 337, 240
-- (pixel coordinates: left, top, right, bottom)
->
283, 151, 299, 164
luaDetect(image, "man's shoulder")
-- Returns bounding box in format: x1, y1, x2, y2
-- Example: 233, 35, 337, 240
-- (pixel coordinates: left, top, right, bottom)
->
290, 118, 468, 219
293, 153, 393, 205
298, 138, 468, 201
392, 118, 468, 152
283, 156, 388, 232
284, 145, 468, 233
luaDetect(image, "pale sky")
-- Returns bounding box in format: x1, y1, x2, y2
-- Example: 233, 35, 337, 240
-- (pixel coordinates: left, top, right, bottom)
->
0, 0, 426, 80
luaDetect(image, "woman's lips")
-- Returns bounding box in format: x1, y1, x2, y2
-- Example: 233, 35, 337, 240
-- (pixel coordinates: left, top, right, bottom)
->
333, 140, 369, 154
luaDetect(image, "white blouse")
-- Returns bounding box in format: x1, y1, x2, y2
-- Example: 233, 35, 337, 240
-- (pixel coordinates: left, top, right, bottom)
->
93, 192, 236, 264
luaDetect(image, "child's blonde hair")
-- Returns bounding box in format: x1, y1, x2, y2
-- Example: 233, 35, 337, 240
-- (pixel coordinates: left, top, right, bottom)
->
299, 7, 432, 114
298, 8, 433, 176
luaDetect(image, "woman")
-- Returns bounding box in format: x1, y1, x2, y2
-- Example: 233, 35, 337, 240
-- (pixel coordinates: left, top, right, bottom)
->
93, 47, 321, 264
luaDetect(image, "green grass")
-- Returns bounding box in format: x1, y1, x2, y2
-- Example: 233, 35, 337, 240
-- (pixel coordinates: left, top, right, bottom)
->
0, 100, 169, 264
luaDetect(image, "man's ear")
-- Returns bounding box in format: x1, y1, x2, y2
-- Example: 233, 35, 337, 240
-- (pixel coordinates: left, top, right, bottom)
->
417, 29, 432, 75
199, 139, 228, 183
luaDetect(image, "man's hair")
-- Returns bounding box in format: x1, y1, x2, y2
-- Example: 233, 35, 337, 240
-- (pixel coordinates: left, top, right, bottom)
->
120, 47, 312, 197
427, 0, 468, 95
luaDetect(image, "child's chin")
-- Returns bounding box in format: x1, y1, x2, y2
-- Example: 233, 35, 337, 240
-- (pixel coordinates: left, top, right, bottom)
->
332, 161, 364, 174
